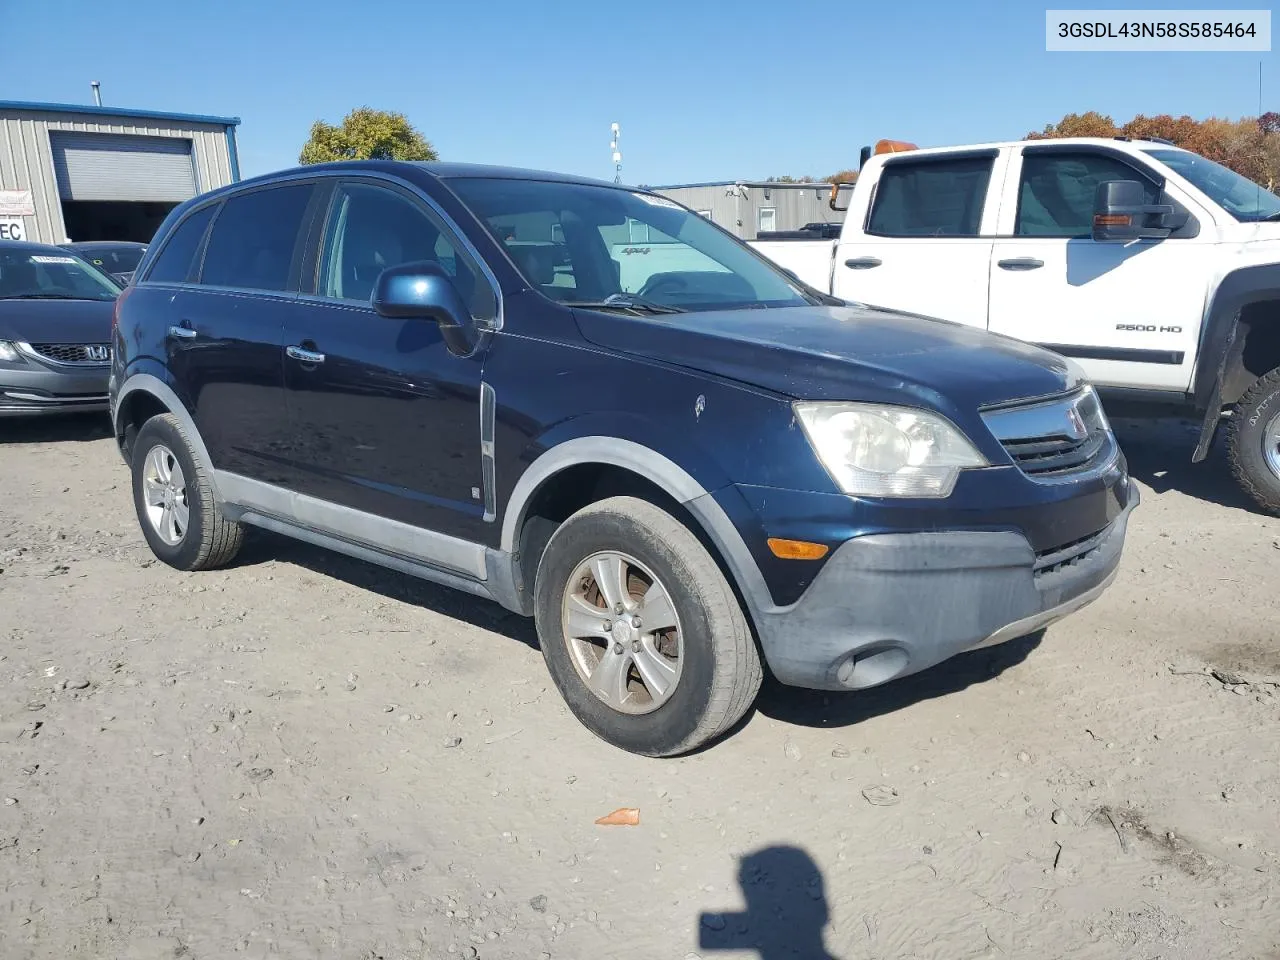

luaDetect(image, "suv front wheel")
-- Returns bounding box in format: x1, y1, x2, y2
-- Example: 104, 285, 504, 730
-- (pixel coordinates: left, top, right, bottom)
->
130, 414, 245, 570
533, 496, 762, 756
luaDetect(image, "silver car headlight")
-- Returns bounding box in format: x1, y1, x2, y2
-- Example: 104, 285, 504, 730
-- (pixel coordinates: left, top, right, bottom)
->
0, 341, 21, 363
795, 401, 987, 498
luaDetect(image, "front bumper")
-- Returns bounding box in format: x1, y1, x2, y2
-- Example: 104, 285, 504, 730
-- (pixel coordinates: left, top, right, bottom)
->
755, 479, 1138, 690
0, 364, 109, 417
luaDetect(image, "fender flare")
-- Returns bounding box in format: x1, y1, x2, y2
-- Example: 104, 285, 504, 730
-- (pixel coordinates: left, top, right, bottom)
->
499, 436, 776, 616
112, 372, 219, 496
1192, 265, 1280, 462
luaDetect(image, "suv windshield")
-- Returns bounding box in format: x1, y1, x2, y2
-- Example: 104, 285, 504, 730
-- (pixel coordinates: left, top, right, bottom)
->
1145, 148, 1280, 222
446, 178, 814, 312
0, 250, 121, 301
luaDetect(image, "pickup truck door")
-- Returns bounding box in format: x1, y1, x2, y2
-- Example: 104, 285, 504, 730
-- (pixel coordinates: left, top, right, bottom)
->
832, 149, 1005, 329
986, 145, 1213, 392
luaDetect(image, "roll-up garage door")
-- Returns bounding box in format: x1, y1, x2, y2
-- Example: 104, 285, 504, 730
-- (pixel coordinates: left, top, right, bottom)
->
51, 132, 197, 202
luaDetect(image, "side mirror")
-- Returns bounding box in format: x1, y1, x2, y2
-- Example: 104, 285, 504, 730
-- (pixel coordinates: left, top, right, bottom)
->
372, 261, 479, 356
1092, 180, 1176, 242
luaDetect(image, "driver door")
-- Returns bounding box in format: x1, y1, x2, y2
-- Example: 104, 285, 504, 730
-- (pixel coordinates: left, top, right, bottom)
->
987, 147, 1214, 392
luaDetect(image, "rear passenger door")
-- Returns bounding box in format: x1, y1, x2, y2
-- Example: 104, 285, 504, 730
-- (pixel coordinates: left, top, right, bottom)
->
282, 178, 499, 543
166, 181, 319, 482
833, 151, 1001, 328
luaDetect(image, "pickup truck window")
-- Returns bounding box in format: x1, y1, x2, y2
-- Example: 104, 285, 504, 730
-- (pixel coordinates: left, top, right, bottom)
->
1145, 148, 1280, 222
447, 177, 811, 312
866, 157, 993, 237
1017, 152, 1157, 238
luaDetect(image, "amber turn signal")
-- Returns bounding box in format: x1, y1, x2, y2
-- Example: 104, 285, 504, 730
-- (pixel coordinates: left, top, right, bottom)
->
1094, 214, 1131, 226
766, 537, 830, 560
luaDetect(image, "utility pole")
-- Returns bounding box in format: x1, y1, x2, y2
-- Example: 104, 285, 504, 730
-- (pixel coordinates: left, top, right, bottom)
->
610, 122, 622, 183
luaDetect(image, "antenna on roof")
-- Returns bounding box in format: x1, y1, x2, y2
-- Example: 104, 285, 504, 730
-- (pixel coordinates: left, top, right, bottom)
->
90, 81, 101, 107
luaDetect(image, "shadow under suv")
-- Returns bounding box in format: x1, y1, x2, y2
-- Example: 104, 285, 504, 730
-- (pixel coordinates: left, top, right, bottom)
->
110, 161, 1137, 755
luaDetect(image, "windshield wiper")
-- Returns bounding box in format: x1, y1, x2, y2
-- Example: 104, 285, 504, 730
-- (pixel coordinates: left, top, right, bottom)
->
1260, 211, 1280, 221
565, 293, 687, 315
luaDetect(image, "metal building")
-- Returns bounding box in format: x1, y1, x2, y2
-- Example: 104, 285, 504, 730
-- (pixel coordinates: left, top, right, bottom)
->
647, 180, 846, 239
0, 100, 240, 246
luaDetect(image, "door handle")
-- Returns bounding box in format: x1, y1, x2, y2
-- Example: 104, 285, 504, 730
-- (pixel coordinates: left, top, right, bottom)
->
997, 258, 1044, 271
286, 345, 326, 364
844, 257, 882, 270
167, 324, 196, 339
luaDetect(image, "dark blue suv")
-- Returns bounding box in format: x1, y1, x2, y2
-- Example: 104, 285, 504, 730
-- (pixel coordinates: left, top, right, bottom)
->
110, 161, 1137, 755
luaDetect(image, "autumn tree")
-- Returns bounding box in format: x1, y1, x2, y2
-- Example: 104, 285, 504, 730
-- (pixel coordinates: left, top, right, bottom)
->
1027, 111, 1119, 140
823, 169, 860, 184
299, 107, 437, 164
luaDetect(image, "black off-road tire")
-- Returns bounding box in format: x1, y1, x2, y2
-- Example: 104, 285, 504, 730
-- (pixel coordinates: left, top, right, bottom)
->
533, 496, 762, 757
131, 414, 244, 570
1227, 367, 1280, 515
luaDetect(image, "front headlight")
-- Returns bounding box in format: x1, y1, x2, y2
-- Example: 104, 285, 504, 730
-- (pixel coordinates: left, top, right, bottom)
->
0, 341, 21, 363
795, 402, 987, 498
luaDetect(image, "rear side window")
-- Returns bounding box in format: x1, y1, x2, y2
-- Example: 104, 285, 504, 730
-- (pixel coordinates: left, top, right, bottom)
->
200, 184, 315, 292
147, 205, 216, 284
867, 157, 993, 237
1017, 152, 1159, 237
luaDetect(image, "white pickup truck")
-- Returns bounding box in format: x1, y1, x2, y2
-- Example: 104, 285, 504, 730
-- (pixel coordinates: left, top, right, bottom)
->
750, 136, 1280, 513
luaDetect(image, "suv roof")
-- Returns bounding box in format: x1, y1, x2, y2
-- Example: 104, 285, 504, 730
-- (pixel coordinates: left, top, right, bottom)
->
217, 160, 632, 199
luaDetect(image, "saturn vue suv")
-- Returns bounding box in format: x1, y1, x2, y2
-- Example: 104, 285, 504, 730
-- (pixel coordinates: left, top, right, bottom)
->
108, 161, 1138, 755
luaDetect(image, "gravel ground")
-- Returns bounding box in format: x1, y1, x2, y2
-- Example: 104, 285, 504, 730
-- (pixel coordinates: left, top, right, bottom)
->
1, 414, 1278, 960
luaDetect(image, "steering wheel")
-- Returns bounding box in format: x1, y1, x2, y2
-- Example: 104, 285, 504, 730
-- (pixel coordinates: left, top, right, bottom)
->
637, 275, 689, 300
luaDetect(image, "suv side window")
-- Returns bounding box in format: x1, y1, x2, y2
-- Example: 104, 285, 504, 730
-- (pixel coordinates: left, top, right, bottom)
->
199, 183, 315, 292
866, 156, 994, 237
147, 204, 217, 284
1017, 152, 1159, 238
317, 182, 496, 321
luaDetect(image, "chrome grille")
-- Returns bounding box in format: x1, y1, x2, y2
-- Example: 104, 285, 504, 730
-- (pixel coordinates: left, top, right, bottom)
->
28, 343, 111, 365
982, 387, 1114, 481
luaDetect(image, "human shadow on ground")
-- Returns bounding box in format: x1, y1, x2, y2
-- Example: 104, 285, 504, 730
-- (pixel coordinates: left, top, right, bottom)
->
1111, 417, 1255, 512
699, 845, 839, 959
753, 630, 1043, 730
234, 527, 540, 651
0, 412, 112, 444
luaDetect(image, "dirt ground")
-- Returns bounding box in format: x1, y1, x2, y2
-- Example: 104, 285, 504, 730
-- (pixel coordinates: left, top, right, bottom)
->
1, 415, 1278, 960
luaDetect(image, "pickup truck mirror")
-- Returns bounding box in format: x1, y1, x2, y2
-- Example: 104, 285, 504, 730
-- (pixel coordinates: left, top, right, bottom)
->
1092, 180, 1176, 242
372, 261, 480, 356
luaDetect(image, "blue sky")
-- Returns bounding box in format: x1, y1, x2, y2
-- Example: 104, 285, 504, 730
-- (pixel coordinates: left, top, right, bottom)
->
5, 0, 1276, 183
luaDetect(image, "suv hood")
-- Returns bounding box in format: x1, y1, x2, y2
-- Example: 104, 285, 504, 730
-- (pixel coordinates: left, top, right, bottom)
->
0, 298, 115, 345
573, 303, 1081, 410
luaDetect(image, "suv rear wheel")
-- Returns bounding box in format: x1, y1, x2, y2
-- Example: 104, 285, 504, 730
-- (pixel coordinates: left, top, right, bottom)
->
1227, 366, 1280, 515
533, 496, 762, 756
130, 414, 244, 570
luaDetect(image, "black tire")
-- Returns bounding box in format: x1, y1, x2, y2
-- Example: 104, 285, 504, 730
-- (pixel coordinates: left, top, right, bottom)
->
533, 496, 762, 757
1227, 366, 1280, 515
131, 414, 244, 570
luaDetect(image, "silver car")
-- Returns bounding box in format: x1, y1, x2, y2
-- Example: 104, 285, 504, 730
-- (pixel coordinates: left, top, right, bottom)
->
0, 241, 121, 417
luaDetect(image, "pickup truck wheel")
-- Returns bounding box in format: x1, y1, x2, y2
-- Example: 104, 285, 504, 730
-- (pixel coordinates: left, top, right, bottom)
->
1227, 367, 1280, 515
533, 496, 762, 757
131, 414, 244, 570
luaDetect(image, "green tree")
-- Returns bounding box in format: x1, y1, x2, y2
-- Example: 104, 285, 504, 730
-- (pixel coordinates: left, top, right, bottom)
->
299, 107, 438, 164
